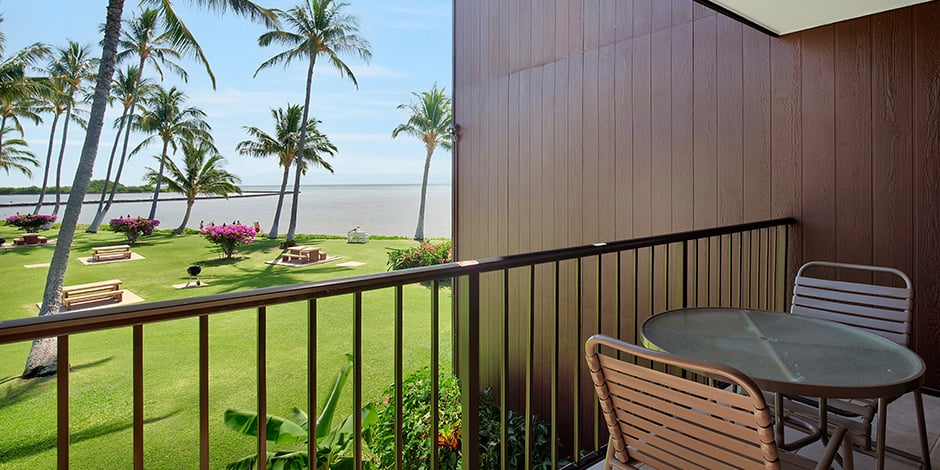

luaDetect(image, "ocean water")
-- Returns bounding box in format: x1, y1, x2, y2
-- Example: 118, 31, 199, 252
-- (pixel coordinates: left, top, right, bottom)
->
0, 184, 452, 238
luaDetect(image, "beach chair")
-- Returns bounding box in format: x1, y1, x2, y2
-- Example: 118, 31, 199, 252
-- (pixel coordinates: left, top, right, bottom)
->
781, 261, 930, 468
585, 334, 848, 469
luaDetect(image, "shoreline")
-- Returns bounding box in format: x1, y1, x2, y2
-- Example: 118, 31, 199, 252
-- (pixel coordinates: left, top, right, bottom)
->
0, 191, 282, 208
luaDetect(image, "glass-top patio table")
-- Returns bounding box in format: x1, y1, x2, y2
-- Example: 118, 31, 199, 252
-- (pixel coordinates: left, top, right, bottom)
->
641, 307, 926, 470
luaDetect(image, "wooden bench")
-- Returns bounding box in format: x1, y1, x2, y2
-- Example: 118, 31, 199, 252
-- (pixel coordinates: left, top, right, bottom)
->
281, 246, 323, 263
62, 279, 124, 310
92, 244, 132, 262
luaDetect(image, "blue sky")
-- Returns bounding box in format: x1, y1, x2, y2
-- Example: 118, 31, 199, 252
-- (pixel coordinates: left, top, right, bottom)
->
2, 0, 453, 187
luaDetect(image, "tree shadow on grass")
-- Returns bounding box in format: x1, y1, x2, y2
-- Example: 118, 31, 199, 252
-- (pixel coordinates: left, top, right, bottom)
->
0, 410, 180, 463
0, 357, 114, 407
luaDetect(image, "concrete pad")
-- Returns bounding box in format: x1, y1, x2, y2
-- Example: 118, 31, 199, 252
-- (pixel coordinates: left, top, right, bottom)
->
36, 289, 143, 311
24, 263, 51, 269
77, 252, 145, 265
172, 281, 210, 289
265, 256, 341, 267
336, 261, 365, 267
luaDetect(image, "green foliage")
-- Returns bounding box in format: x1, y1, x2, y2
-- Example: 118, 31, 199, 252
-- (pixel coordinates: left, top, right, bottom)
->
387, 240, 453, 270
0, 181, 151, 194
478, 389, 554, 469
371, 367, 462, 469
370, 371, 555, 469
224, 355, 379, 470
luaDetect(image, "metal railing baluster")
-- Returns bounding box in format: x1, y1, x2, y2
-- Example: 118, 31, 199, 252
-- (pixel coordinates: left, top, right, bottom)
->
257, 307, 267, 464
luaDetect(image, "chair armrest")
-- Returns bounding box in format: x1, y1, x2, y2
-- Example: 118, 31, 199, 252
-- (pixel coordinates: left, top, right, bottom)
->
814, 425, 849, 470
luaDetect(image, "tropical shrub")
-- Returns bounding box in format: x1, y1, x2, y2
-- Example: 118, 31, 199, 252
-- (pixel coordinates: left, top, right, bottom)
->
371, 368, 462, 469
387, 240, 453, 271
109, 216, 159, 244
370, 370, 555, 469
224, 355, 378, 470
5, 213, 56, 232
200, 223, 255, 258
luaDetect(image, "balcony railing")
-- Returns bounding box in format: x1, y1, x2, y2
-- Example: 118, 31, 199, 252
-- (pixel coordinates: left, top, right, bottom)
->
0, 217, 794, 469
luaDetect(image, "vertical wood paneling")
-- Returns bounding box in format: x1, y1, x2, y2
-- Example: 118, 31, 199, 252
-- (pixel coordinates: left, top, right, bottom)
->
800, 26, 837, 265
716, 17, 744, 226
583, 0, 599, 51
834, 18, 873, 274
770, 36, 802, 289
671, 22, 694, 232
568, 0, 584, 55
652, 0, 671, 32
519, 0, 532, 70
871, 10, 914, 279
455, 0, 940, 409
632, 34, 652, 237
583, 50, 600, 242
634, 0, 652, 35
693, 15, 718, 230
615, 0, 633, 42
598, 45, 616, 241
599, 0, 616, 46
672, 0, 692, 26
555, 0, 570, 61
567, 54, 584, 245
614, 38, 634, 240
913, 1, 940, 383
742, 28, 772, 222
651, 29, 672, 235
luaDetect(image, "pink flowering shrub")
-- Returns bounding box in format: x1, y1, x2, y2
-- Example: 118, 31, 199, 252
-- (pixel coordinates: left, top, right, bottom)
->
109, 217, 159, 244
5, 213, 56, 232
387, 240, 453, 270
200, 223, 255, 258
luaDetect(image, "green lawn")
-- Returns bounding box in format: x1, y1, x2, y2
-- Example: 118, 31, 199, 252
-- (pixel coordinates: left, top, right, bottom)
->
0, 225, 453, 469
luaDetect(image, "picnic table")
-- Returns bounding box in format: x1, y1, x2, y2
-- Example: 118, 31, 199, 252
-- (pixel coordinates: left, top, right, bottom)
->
92, 245, 132, 262
281, 246, 326, 263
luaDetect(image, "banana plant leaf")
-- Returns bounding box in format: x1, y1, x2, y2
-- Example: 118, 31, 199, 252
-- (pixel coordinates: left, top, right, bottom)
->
315, 354, 353, 440
223, 409, 308, 444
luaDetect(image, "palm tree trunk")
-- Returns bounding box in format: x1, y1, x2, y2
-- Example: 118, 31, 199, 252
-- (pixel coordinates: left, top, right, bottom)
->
88, 107, 129, 232
33, 113, 60, 214
175, 198, 194, 234
148, 142, 170, 220
23, 0, 124, 379
52, 104, 74, 217
268, 164, 290, 239
285, 57, 317, 244
414, 146, 434, 241
92, 56, 148, 231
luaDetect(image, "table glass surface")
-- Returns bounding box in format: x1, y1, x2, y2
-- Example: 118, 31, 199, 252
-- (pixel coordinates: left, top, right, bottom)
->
641, 308, 924, 397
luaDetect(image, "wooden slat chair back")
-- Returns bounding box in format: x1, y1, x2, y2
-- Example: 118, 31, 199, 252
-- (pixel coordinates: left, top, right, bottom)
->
585, 335, 845, 470
790, 261, 912, 345
784, 261, 930, 468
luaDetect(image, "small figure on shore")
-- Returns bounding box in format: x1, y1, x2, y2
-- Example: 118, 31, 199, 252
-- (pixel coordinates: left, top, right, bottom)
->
253, 221, 261, 233
199, 220, 204, 230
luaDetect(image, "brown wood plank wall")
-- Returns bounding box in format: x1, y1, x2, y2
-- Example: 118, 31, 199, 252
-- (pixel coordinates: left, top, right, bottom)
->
452, 0, 940, 436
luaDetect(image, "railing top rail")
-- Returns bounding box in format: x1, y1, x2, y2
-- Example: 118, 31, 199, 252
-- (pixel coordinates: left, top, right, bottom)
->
0, 218, 794, 345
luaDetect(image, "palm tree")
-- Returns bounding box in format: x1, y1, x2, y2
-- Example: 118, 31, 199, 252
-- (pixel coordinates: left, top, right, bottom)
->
32, 76, 69, 214
0, 15, 49, 147
145, 139, 241, 234
38, 41, 98, 216
0, 126, 38, 176
255, 0, 371, 244
392, 83, 453, 241
24, 0, 276, 379
133, 85, 214, 220
87, 8, 187, 232
236, 104, 336, 239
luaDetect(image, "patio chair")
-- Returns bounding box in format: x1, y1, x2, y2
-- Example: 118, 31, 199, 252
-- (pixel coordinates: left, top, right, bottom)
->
783, 260, 930, 468
585, 334, 849, 469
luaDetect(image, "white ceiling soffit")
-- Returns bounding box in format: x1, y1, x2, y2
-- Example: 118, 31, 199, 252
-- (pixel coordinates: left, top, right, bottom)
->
704, 0, 933, 35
